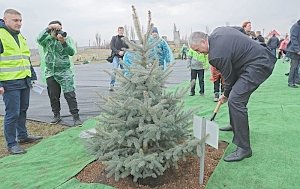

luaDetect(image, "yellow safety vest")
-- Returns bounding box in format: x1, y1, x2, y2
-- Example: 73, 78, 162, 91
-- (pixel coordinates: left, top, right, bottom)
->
0, 28, 31, 81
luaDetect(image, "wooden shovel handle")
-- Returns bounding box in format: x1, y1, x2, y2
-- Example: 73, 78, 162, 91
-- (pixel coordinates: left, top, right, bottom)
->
210, 101, 223, 121
213, 100, 222, 113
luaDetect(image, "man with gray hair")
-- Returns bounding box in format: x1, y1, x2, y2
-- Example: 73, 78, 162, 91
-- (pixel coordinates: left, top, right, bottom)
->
189, 27, 276, 162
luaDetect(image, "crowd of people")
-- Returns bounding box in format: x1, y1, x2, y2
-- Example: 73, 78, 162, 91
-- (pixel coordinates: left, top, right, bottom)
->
1, 8, 300, 164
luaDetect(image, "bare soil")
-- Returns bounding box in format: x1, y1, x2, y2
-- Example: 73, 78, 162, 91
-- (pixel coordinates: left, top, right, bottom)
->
76, 141, 228, 189
0, 117, 67, 158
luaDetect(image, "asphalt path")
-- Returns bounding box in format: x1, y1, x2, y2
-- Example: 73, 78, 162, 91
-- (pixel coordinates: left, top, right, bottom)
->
0, 60, 189, 126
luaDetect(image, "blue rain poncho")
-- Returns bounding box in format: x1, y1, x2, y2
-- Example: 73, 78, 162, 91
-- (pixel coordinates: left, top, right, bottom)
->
148, 36, 174, 70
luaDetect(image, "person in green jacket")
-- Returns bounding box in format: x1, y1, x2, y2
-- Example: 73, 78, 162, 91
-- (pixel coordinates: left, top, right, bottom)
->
187, 49, 209, 96
37, 20, 82, 126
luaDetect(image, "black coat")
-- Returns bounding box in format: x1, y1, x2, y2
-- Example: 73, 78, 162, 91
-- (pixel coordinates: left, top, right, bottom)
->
208, 27, 276, 97
110, 35, 128, 58
267, 36, 280, 49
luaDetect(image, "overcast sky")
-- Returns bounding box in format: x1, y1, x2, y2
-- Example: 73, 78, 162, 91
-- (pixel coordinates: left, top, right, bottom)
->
1, 0, 299, 48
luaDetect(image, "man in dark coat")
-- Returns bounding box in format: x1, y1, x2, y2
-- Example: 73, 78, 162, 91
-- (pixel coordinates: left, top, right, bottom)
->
267, 34, 280, 57
286, 20, 300, 88
108, 26, 128, 91
188, 27, 276, 162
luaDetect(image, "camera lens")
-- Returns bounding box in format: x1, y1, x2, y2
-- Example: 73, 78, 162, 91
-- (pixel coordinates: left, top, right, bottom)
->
57, 30, 67, 37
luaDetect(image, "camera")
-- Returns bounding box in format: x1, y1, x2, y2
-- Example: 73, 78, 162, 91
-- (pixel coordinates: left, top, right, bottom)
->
52, 29, 67, 37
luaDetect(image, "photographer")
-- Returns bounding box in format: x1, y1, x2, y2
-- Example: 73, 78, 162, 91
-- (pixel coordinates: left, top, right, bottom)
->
37, 20, 82, 126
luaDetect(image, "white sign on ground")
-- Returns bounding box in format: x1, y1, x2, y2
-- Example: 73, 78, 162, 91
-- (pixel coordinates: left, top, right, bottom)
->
193, 115, 219, 149
79, 128, 97, 139
193, 115, 219, 185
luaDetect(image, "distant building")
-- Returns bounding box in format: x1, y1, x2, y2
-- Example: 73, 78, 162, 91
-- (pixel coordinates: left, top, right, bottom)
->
267, 29, 280, 37
173, 24, 181, 48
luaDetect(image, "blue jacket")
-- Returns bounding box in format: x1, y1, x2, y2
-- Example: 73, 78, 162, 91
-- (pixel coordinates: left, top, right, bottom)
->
286, 20, 300, 60
148, 36, 173, 70
0, 19, 37, 90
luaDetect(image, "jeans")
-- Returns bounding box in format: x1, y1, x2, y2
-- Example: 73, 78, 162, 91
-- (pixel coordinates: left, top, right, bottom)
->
110, 56, 124, 86
3, 88, 30, 148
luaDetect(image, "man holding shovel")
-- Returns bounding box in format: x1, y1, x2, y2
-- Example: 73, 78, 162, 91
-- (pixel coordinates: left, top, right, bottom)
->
188, 27, 276, 162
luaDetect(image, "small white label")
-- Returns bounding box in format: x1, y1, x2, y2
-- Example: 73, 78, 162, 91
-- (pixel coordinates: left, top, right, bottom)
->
79, 128, 97, 139
32, 84, 44, 95
193, 115, 219, 149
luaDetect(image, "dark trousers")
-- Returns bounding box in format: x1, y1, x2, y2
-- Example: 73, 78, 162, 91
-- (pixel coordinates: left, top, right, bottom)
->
181, 52, 187, 60
191, 69, 204, 94
288, 59, 300, 85
46, 76, 79, 115
3, 88, 29, 147
278, 50, 286, 59
270, 48, 277, 58
228, 64, 273, 149
213, 77, 224, 93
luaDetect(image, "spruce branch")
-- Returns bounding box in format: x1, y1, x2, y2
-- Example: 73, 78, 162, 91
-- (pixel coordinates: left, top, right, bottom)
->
132, 5, 144, 44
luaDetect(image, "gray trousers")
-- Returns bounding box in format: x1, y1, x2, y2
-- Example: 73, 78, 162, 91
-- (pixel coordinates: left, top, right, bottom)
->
228, 64, 273, 149
288, 59, 300, 85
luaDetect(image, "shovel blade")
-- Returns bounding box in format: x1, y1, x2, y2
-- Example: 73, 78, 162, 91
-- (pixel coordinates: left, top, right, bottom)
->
193, 116, 219, 149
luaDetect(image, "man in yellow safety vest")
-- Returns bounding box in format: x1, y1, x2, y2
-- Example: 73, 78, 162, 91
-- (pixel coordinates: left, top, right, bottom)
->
0, 9, 42, 155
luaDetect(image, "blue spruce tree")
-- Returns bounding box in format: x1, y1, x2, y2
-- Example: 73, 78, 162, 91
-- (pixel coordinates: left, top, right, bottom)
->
85, 6, 204, 182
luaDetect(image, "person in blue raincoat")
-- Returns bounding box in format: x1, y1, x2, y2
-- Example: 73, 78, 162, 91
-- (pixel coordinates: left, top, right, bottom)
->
148, 27, 173, 70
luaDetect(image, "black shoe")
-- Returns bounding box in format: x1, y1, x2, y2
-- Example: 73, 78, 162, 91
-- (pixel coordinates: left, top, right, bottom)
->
288, 84, 298, 88
8, 145, 26, 155
189, 92, 195, 96
73, 114, 83, 126
285, 73, 289, 76
50, 113, 61, 124
219, 125, 233, 131
109, 84, 114, 91
18, 135, 43, 144
224, 147, 252, 162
